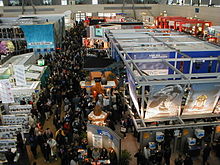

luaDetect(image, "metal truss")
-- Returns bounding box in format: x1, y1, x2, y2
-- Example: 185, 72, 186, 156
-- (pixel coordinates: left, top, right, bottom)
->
106, 29, 220, 133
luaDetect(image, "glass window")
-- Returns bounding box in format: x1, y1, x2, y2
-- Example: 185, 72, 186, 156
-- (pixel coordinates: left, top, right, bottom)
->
86, 13, 92, 17
9, 0, 20, 6
98, 13, 104, 17
0, 0, 3, 6
43, 0, 52, 5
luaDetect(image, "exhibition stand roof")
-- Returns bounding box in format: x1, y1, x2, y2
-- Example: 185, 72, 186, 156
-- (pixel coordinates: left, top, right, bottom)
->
106, 28, 220, 132
109, 29, 220, 52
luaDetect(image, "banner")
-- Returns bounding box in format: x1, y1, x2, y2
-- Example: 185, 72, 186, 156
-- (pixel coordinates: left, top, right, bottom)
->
0, 79, 14, 103
13, 65, 27, 86
128, 52, 173, 75
183, 83, 220, 115
145, 85, 184, 119
20, 24, 55, 49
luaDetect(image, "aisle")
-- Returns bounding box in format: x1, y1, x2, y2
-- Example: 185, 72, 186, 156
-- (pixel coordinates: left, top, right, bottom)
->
27, 104, 65, 165
121, 133, 139, 165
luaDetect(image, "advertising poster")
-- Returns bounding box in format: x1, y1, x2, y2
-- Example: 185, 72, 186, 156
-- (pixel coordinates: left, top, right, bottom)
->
92, 134, 102, 148
127, 70, 139, 111
183, 83, 220, 115
128, 52, 172, 75
13, 65, 27, 86
145, 85, 184, 119
0, 79, 15, 103
20, 24, 55, 49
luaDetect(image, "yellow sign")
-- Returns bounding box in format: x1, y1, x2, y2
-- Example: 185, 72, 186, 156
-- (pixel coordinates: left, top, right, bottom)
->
183, 129, 189, 136
143, 133, 150, 139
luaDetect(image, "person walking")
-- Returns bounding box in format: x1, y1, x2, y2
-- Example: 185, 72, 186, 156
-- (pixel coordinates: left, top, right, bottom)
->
203, 143, 211, 165
30, 134, 38, 159
120, 118, 127, 138
184, 154, 193, 165
164, 145, 171, 165
47, 137, 57, 160
175, 154, 184, 165
134, 149, 145, 165
42, 142, 51, 163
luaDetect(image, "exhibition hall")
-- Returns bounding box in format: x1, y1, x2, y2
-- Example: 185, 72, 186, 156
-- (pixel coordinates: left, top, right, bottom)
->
1, 0, 220, 165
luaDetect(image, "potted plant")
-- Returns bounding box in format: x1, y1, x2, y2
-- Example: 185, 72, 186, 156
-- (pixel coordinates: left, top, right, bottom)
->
120, 149, 132, 165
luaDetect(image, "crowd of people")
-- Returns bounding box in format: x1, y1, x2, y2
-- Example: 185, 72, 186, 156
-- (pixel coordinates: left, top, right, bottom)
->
23, 22, 124, 165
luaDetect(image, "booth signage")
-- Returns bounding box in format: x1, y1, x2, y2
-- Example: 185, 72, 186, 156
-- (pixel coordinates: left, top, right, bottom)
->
145, 84, 184, 119
20, 24, 55, 49
128, 52, 170, 76
97, 130, 113, 140
0, 79, 15, 103
183, 83, 220, 115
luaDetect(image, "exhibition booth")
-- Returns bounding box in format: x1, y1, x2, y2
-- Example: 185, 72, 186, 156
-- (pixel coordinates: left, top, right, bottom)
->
87, 123, 121, 164
155, 16, 212, 36
207, 26, 220, 44
79, 70, 120, 164
0, 51, 48, 163
84, 22, 144, 50
80, 71, 117, 97
0, 14, 65, 54
106, 28, 220, 156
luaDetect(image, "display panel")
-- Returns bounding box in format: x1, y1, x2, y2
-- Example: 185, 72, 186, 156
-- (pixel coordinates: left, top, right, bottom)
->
127, 70, 139, 111
128, 52, 175, 75
92, 134, 102, 148
182, 83, 220, 115
95, 28, 103, 37
145, 84, 184, 119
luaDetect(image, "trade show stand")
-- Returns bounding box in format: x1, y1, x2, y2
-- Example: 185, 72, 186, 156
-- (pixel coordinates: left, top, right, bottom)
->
87, 124, 121, 164
106, 29, 220, 155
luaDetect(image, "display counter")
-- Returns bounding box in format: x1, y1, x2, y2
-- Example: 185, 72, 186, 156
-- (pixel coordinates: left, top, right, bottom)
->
8, 104, 32, 114
0, 148, 20, 164
1, 114, 29, 133
11, 81, 40, 103
77, 148, 111, 165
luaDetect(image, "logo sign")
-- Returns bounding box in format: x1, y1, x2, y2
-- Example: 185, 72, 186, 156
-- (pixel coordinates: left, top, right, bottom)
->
0, 79, 14, 103
97, 130, 113, 140
13, 65, 26, 86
